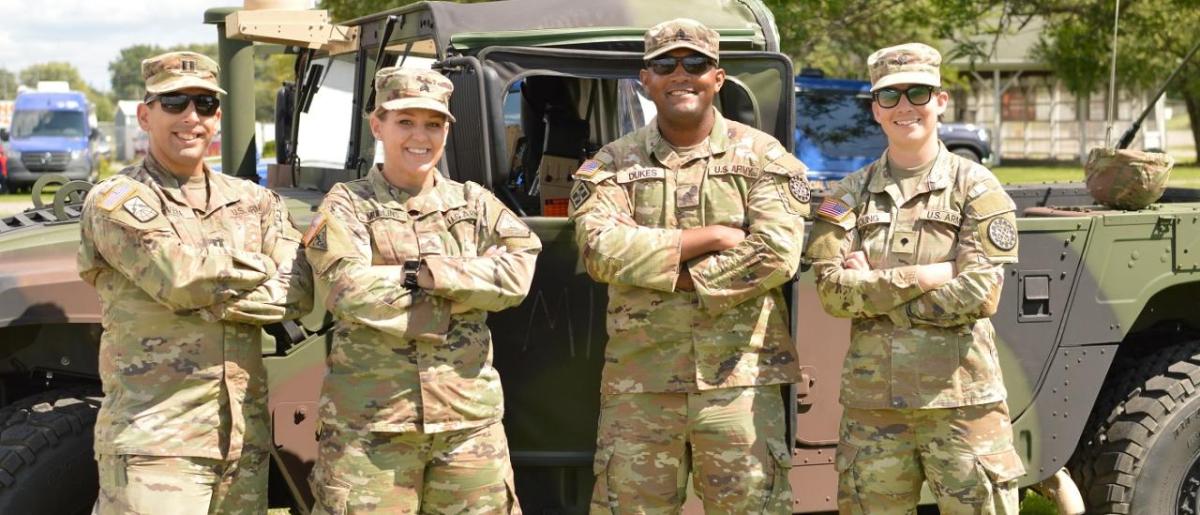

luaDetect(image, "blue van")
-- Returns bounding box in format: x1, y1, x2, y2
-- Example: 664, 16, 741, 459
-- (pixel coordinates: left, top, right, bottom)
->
0, 90, 95, 190
794, 73, 992, 186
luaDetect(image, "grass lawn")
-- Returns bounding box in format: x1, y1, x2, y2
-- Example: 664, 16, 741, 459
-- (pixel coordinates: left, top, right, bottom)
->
994, 163, 1200, 188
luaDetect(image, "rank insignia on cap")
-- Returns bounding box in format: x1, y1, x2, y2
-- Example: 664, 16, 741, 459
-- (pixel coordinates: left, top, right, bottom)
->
569, 181, 594, 211
816, 198, 851, 222
495, 210, 530, 239
121, 196, 159, 223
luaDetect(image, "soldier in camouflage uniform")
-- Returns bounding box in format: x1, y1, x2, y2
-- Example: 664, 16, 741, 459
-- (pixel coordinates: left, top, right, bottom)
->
805, 43, 1026, 514
304, 67, 539, 514
78, 51, 313, 514
570, 18, 808, 514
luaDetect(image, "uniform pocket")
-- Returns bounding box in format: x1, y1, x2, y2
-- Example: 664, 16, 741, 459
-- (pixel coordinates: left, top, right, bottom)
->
590, 445, 616, 514
760, 439, 794, 514
313, 484, 350, 515
834, 443, 866, 515
977, 448, 1026, 483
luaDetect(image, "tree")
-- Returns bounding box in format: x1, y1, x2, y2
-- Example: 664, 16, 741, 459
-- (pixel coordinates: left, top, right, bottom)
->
1026, 0, 1200, 159
18, 62, 116, 121
320, 0, 488, 22
0, 69, 17, 100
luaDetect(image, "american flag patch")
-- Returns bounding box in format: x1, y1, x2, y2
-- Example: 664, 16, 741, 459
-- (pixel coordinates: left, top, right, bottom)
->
816, 198, 851, 221
577, 159, 602, 176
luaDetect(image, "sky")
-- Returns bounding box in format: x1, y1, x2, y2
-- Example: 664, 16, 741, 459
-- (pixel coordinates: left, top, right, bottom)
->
0, 0, 287, 94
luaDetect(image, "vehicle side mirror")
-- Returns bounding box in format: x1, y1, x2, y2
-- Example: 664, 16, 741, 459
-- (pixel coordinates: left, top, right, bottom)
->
0, 128, 8, 142
88, 129, 99, 141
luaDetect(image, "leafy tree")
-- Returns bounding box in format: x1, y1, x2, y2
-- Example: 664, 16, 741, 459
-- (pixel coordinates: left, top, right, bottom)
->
18, 62, 115, 121
0, 69, 17, 100
320, 0, 488, 21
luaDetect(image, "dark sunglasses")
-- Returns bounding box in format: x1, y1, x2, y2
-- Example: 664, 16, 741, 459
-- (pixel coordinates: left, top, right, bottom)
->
645, 55, 715, 76
873, 85, 937, 109
146, 92, 220, 116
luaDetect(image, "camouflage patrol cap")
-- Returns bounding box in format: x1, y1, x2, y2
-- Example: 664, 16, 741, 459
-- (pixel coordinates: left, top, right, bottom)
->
867, 43, 941, 92
142, 51, 225, 95
1084, 147, 1175, 210
644, 18, 719, 61
374, 67, 455, 122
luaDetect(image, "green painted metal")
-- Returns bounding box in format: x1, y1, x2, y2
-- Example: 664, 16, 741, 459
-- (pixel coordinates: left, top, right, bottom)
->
204, 7, 258, 180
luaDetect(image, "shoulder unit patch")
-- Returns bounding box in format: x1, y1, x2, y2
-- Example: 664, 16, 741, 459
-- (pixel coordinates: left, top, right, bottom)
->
121, 196, 159, 223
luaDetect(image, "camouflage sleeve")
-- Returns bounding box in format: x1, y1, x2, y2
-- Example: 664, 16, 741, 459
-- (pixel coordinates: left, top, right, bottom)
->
304, 184, 450, 340
689, 153, 808, 316
78, 178, 274, 311
896, 176, 1017, 327
568, 153, 683, 292
806, 177, 929, 319
219, 189, 315, 324
422, 185, 541, 312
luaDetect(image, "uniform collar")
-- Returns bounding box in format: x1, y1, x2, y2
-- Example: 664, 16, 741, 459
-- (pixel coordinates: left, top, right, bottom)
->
367, 165, 465, 215
143, 153, 239, 214
645, 108, 730, 166
868, 141, 953, 196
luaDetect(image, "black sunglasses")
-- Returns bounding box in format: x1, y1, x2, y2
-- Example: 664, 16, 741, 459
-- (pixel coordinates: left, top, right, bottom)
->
645, 55, 715, 76
146, 92, 221, 116
873, 85, 937, 109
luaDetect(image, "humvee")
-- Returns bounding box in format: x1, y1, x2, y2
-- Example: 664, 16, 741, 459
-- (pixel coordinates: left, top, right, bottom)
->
1, 1, 1199, 514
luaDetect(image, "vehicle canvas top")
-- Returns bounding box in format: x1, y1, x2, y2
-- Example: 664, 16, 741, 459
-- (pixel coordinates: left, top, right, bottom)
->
345, 0, 778, 56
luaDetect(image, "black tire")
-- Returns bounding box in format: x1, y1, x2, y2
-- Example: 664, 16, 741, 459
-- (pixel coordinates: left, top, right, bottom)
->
950, 147, 981, 163
1069, 341, 1200, 514
0, 387, 102, 515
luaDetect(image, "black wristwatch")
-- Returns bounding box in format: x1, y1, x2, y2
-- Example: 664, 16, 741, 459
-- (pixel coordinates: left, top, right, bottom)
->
402, 259, 422, 290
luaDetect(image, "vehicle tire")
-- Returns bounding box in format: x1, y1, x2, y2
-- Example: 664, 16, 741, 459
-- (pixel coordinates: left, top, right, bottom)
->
0, 387, 102, 515
1068, 341, 1200, 514
950, 147, 981, 163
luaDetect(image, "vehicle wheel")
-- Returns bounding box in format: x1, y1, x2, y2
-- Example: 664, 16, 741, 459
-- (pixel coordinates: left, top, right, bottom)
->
950, 147, 981, 163
0, 387, 102, 515
1069, 341, 1200, 514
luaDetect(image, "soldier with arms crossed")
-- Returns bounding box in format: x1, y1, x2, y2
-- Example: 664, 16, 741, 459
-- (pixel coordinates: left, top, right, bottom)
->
806, 43, 1026, 514
570, 18, 809, 514
78, 51, 313, 514
304, 67, 540, 514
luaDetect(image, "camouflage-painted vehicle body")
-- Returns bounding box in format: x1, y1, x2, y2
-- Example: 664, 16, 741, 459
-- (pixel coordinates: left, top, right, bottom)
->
1, 1, 1200, 513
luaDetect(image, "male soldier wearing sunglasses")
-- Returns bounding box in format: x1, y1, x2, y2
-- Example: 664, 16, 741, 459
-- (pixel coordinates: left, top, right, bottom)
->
570, 18, 808, 513
806, 43, 1025, 514
78, 51, 312, 514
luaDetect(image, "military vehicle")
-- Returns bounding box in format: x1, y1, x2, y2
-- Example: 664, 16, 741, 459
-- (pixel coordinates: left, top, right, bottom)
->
0, 1, 1198, 514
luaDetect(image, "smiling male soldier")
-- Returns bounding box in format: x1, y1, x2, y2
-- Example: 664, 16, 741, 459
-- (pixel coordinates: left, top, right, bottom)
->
570, 18, 808, 514
806, 43, 1026, 514
78, 51, 312, 514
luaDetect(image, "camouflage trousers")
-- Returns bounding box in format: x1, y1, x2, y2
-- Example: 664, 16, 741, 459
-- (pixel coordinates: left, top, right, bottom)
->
310, 421, 521, 514
836, 401, 1026, 515
590, 385, 793, 515
92, 451, 268, 515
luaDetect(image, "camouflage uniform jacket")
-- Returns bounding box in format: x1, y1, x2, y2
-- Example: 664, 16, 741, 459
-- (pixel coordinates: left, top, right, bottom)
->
305, 167, 540, 433
78, 154, 313, 460
807, 143, 1018, 409
570, 113, 809, 394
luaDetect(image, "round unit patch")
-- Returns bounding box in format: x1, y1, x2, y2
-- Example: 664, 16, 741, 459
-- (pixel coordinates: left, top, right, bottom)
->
789, 176, 811, 203
987, 217, 1017, 251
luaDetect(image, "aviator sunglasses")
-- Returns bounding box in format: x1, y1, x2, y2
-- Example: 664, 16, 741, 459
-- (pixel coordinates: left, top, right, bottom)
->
146, 92, 221, 116
873, 85, 937, 109
645, 54, 716, 76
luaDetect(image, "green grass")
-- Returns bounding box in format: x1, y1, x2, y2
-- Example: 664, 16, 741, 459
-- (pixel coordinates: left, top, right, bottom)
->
994, 164, 1200, 187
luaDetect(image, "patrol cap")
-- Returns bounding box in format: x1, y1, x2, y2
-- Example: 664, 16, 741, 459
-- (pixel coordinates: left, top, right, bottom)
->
142, 51, 226, 95
867, 43, 941, 92
644, 18, 719, 61
374, 67, 456, 122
